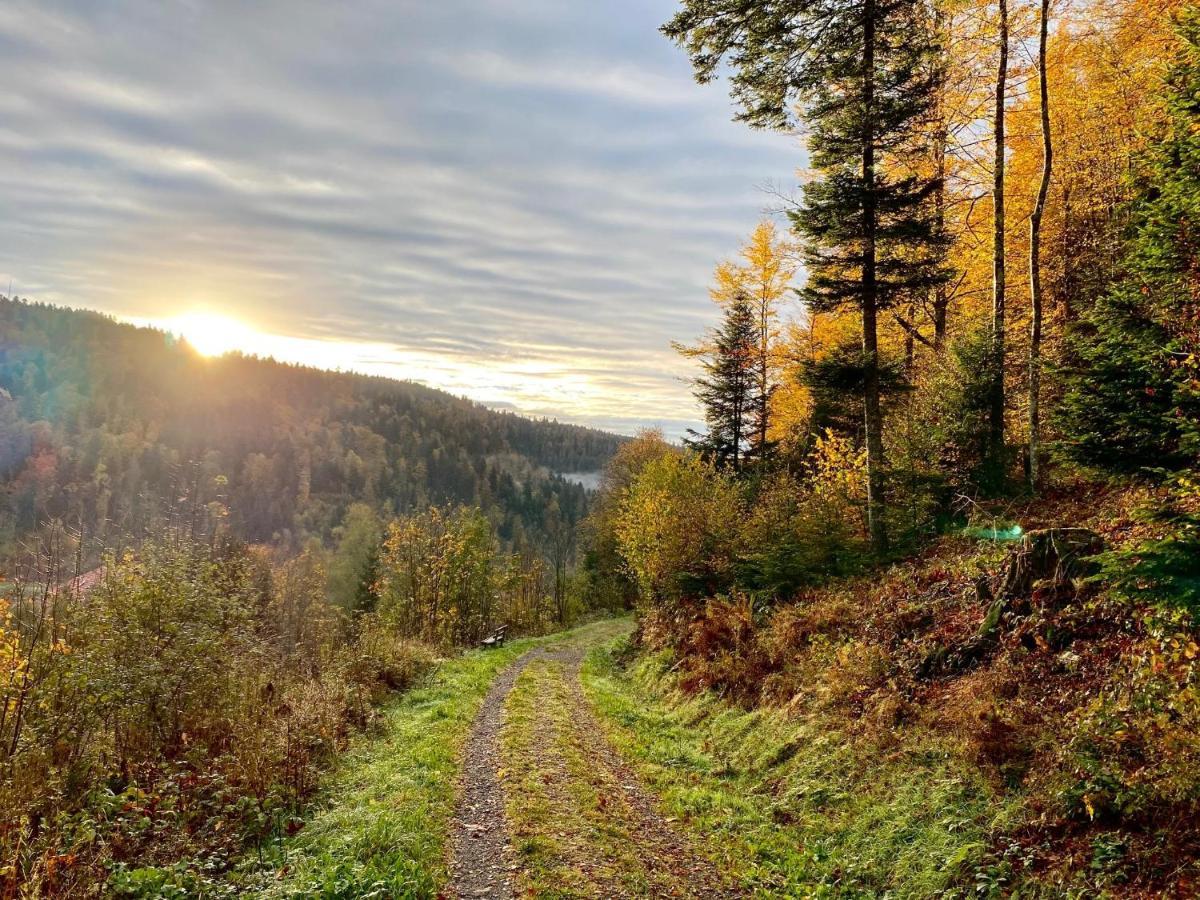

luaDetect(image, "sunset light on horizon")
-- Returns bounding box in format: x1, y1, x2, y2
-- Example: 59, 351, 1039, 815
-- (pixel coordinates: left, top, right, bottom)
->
125, 307, 683, 436
0, 0, 799, 438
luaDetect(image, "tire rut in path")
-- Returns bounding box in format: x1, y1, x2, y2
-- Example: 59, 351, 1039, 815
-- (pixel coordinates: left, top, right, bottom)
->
447, 648, 538, 899
559, 650, 740, 899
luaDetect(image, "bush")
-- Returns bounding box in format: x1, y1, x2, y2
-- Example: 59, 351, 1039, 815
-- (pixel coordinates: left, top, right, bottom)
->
375, 505, 564, 645
615, 453, 745, 608
738, 459, 868, 598
1065, 622, 1200, 826
1093, 486, 1200, 619
349, 614, 439, 692
911, 329, 1010, 497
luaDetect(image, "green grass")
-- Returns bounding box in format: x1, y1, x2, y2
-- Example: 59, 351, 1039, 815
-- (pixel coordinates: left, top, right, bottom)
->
242, 618, 1004, 897
581, 636, 1017, 898
501, 660, 605, 898
501, 657, 658, 898
251, 619, 628, 899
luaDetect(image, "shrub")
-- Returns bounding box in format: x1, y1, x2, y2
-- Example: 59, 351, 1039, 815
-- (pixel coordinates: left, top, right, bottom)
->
1092, 479, 1200, 619
908, 329, 1010, 497
615, 452, 745, 608
738, 461, 868, 599
1064, 622, 1200, 826
349, 614, 439, 692
376, 505, 562, 645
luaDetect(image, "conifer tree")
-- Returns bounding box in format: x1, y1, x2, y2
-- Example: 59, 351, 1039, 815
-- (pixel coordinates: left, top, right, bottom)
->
1059, 10, 1200, 474
664, 0, 948, 552
709, 223, 795, 464
680, 294, 760, 472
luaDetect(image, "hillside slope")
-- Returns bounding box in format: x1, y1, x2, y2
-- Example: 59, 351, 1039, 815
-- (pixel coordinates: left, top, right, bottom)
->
586, 482, 1200, 897
0, 298, 623, 555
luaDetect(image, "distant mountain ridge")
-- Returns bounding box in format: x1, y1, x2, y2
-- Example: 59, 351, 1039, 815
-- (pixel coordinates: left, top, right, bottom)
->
0, 297, 623, 555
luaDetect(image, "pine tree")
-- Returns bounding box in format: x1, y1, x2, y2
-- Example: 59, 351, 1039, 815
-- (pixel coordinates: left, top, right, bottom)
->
679, 294, 760, 472
708, 223, 795, 465
1059, 9, 1200, 474
665, 0, 948, 552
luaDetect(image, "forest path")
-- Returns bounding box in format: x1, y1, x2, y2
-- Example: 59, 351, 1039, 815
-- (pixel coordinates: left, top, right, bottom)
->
447, 618, 740, 899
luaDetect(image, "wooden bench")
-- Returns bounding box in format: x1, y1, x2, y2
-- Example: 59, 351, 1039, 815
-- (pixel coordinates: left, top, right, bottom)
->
480, 624, 508, 649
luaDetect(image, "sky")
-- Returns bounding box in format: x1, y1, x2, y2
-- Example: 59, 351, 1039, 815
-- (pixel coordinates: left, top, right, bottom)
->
0, 0, 800, 437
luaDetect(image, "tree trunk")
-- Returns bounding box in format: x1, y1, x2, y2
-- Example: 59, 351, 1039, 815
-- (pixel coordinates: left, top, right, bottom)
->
1027, 0, 1052, 492
904, 300, 916, 370
862, 0, 889, 554
932, 6, 949, 351
733, 392, 742, 472
759, 301, 770, 457
989, 0, 1009, 471
1061, 184, 1073, 322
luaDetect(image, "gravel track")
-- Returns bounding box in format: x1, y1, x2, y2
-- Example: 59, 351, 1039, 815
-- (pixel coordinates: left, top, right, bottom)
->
447, 629, 740, 899
447, 648, 536, 899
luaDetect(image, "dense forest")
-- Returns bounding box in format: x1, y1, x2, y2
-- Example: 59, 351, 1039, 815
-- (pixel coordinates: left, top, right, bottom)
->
0, 298, 621, 559
563, 0, 1200, 894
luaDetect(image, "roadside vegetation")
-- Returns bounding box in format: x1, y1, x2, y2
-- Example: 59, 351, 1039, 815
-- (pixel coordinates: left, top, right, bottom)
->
0, 502, 605, 897
583, 641, 1005, 897
580, 467, 1200, 895
257, 635, 544, 898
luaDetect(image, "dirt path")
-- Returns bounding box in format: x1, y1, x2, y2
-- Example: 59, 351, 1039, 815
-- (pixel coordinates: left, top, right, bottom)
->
448, 622, 741, 899
447, 647, 534, 899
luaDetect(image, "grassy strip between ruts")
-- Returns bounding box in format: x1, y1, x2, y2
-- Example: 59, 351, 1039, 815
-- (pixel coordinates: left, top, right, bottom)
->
502, 659, 607, 897
251, 619, 626, 900
502, 658, 658, 898
581, 634, 1019, 899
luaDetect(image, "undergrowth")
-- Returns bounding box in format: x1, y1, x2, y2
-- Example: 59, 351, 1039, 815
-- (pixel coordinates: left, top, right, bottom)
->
582, 482, 1200, 896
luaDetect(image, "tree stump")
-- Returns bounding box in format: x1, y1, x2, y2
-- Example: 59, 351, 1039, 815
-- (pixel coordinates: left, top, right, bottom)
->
920, 528, 1104, 678
994, 528, 1104, 602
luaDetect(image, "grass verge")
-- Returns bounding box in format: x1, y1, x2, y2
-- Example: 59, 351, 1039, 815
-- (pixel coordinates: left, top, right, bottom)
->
581, 636, 1016, 898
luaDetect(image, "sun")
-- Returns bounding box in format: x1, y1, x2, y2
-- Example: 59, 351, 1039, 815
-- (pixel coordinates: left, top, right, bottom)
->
171, 312, 257, 358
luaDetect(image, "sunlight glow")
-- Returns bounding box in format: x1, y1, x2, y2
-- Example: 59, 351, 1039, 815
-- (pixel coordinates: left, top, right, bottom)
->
169, 312, 259, 357
124, 310, 684, 436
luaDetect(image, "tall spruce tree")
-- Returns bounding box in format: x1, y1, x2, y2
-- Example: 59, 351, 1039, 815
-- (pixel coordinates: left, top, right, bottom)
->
1059, 10, 1200, 475
664, 0, 947, 552
681, 294, 760, 472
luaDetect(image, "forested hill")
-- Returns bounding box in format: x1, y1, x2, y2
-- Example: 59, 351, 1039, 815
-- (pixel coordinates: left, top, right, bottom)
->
0, 297, 624, 554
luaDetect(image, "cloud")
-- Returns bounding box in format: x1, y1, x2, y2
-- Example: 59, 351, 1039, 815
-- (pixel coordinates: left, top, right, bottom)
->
0, 0, 801, 438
